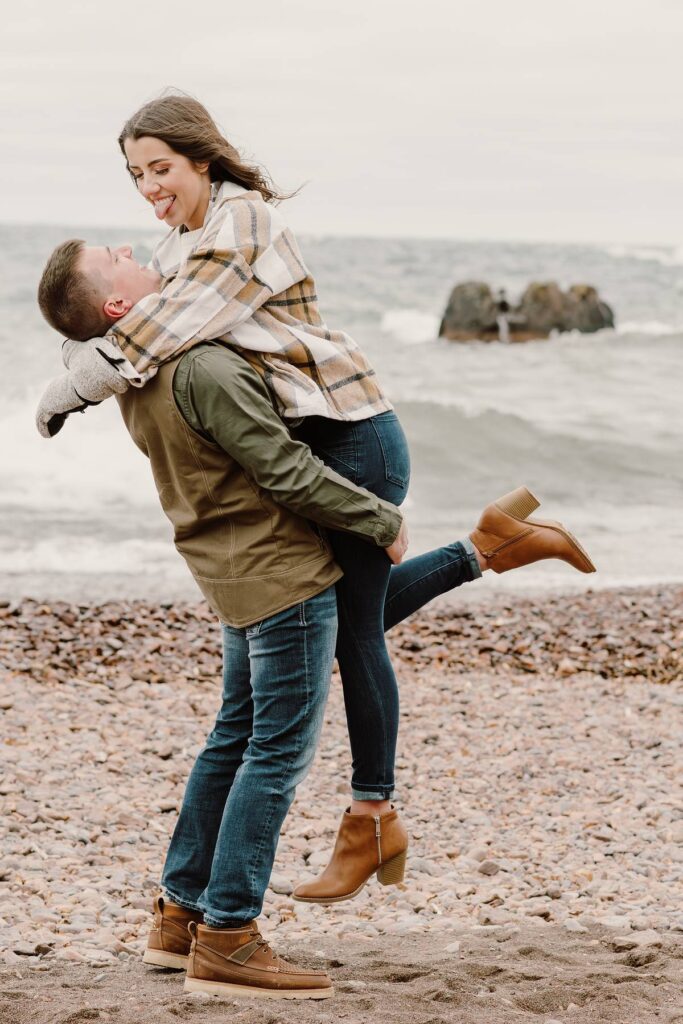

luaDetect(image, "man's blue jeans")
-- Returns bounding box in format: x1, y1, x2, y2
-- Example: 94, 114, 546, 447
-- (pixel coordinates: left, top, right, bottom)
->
161, 585, 338, 926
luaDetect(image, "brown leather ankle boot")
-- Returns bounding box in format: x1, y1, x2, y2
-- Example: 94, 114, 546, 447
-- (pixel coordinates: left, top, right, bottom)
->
292, 806, 409, 905
470, 486, 596, 574
183, 921, 333, 999
142, 895, 203, 969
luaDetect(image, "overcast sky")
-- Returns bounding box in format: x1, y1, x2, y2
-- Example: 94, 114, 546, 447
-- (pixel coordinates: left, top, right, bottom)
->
2, 0, 681, 244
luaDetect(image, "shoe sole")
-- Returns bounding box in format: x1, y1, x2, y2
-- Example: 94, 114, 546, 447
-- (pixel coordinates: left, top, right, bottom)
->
183, 977, 334, 1000
292, 849, 407, 905
526, 516, 597, 573
292, 880, 367, 906
143, 948, 189, 969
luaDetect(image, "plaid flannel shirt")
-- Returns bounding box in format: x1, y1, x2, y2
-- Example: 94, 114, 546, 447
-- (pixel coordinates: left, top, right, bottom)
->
108, 181, 392, 422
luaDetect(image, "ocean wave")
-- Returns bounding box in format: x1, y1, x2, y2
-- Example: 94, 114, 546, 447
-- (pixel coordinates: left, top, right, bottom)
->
380, 309, 440, 344
0, 536, 179, 575
603, 243, 683, 267
380, 309, 683, 347
394, 400, 683, 485
613, 320, 683, 337
2, 397, 161, 513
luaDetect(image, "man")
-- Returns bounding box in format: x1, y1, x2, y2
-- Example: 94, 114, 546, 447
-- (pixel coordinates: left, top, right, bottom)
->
37, 239, 596, 998
37, 241, 408, 1001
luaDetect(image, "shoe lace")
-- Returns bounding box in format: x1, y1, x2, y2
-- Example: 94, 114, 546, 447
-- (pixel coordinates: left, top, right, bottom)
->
253, 934, 278, 962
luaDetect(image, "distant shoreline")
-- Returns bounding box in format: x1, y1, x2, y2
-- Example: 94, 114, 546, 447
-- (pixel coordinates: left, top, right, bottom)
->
0, 220, 679, 251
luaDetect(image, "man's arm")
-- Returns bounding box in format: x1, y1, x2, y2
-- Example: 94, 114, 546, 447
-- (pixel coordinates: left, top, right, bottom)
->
175, 344, 403, 547
35, 339, 130, 439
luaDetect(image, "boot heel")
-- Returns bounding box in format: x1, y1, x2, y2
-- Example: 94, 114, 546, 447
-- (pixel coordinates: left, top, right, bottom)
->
377, 850, 407, 886
494, 486, 540, 521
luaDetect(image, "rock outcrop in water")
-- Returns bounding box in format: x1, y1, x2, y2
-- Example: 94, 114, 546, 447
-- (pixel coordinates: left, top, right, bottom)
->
439, 281, 614, 341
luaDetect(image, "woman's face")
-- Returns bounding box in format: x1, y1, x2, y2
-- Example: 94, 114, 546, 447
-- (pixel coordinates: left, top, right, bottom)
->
123, 136, 211, 231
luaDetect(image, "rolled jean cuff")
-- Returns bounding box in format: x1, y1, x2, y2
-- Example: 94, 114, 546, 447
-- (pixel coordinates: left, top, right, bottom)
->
351, 786, 395, 801
203, 912, 252, 928
461, 535, 483, 580
163, 888, 202, 913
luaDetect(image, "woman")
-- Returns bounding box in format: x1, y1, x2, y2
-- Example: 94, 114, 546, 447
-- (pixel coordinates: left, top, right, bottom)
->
39, 92, 595, 902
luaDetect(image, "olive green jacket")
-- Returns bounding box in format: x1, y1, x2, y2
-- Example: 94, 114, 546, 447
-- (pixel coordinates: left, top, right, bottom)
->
117, 343, 402, 626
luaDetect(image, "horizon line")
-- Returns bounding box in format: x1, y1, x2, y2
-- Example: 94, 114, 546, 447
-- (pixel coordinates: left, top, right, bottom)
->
0, 218, 677, 252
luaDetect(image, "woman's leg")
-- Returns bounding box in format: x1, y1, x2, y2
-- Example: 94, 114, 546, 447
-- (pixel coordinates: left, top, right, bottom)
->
384, 537, 482, 631
298, 412, 412, 802
330, 526, 398, 800
299, 412, 486, 800
292, 413, 486, 903
332, 528, 485, 794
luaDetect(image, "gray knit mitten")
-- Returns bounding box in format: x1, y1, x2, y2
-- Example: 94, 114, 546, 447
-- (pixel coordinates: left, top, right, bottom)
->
36, 338, 130, 438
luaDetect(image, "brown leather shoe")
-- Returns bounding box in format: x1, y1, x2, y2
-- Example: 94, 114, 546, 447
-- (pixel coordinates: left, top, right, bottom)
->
470, 486, 596, 574
292, 806, 408, 905
142, 895, 203, 969
183, 921, 333, 999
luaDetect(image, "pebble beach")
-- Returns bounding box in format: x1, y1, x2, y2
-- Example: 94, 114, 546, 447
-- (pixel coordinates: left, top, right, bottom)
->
1, 585, 682, 1023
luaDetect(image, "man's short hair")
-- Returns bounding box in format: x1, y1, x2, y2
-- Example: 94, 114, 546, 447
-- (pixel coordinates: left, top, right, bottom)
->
37, 239, 112, 341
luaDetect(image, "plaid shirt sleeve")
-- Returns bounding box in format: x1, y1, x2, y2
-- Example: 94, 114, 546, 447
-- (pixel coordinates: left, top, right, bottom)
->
108, 197, 308, 382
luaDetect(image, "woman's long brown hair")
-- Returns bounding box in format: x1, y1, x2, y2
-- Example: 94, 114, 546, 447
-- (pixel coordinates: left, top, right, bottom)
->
118, 92, 291, 203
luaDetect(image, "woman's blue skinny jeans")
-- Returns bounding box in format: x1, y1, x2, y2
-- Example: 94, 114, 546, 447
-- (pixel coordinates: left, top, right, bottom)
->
296, 410, 482, 800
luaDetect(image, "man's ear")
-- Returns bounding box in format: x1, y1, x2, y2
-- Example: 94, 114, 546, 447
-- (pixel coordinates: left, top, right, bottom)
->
103, 296, 134, 321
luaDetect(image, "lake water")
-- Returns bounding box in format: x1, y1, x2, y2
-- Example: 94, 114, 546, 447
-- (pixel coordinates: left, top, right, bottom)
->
2, 225, 681, 601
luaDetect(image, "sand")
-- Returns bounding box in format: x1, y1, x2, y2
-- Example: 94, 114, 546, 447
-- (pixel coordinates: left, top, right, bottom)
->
3, 922, 683, 1024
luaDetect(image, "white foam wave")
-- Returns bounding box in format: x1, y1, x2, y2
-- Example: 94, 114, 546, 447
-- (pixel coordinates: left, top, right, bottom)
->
0, 537, 178, 575
380, 309, 440, 345
614, 320, 683, 337
381, 308, 683, 348
2, 394, 162, 514
604, 243, 683, 267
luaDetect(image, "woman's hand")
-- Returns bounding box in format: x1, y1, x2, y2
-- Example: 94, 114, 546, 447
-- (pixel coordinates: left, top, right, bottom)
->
385, 519, 409, 565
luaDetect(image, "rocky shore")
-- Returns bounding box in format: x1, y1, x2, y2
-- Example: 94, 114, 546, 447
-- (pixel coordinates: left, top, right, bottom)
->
1, 585, 682, 1023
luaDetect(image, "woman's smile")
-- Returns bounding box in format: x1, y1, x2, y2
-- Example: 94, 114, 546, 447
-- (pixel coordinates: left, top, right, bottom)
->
153, 195, 176, 220
123, 135, 210, 231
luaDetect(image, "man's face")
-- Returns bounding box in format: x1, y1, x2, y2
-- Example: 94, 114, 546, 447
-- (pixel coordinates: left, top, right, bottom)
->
79, 245, 161, 320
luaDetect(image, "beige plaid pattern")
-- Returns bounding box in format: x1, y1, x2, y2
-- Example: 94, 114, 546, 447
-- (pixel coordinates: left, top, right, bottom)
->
109, 182, 392, 421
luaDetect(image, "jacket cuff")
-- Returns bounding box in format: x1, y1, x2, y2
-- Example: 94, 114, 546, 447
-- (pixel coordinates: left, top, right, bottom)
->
372, 505, 403, 547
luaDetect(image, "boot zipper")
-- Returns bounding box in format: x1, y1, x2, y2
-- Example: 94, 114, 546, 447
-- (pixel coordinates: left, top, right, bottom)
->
374, 815, 382, 864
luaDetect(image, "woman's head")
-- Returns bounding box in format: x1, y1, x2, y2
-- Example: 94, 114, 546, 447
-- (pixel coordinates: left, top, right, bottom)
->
118, 93, 286, 229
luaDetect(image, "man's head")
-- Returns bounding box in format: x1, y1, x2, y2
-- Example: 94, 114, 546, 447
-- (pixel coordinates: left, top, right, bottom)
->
37, 239, 161, 340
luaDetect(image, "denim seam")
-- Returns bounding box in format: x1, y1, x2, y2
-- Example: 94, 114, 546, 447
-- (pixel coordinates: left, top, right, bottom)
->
370, 416, 406, 487
315, 423, 358, 476
240, 616, 309, 923
318, 452, 358, 475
